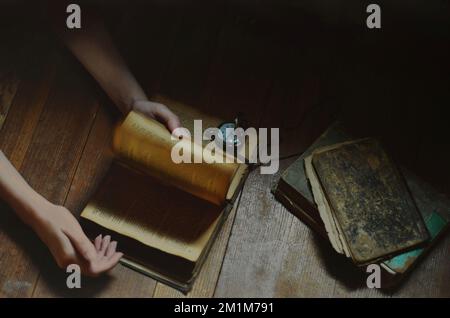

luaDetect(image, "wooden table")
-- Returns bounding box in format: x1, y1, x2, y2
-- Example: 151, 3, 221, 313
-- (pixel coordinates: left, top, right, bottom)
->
0, 4, 449, 298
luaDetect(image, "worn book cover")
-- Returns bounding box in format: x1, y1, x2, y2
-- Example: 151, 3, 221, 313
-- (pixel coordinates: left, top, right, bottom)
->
310, 138, 430, 264
273, 123, 350, 237
273, 123, 449, 284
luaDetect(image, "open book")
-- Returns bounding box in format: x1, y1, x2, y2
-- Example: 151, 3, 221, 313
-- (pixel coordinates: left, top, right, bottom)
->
80, 109, 248, 293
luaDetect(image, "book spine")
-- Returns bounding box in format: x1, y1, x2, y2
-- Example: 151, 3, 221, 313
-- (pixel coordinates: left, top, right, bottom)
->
273, 188, 328, 238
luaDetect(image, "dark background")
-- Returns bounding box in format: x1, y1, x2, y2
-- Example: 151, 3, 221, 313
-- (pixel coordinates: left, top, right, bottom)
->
2, 0, 450, 194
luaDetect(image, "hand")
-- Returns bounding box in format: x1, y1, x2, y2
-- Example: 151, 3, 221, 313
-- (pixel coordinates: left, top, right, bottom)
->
132, 100, 181, 132
31, 202, 123, 277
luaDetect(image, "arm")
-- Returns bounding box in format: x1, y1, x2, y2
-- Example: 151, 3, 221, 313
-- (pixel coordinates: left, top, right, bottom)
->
58, 10, 180, 131
0, 150, 122, 276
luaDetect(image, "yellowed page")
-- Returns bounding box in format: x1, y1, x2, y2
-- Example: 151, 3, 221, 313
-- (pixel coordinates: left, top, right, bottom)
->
154, 95, 258, 164
83, 202, 220, 262
305, 155, 348, 255
81, 163, 223, 261
113, 111, 240, 205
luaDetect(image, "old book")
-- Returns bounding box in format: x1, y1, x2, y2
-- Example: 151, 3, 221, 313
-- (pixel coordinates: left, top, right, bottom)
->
273, 123, 449, 284
306, 138, 430, 265
80, 108, 248, 293
273, 123, 350, 238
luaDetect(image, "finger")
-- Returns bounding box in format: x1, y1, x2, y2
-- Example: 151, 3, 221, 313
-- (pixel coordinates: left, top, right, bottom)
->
152, 104, 181, 132
111, 252, 124, 264
100, 235, 111, 255
91, 252, 123, 275
64, 228, 97, 263
94, 235, 102, 251
104, 252, 123, 270
167, 116, 181, 133
106, 241, 117, 258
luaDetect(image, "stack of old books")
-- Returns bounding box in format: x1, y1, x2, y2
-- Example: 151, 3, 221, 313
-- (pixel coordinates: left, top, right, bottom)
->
273, 123, 450, 286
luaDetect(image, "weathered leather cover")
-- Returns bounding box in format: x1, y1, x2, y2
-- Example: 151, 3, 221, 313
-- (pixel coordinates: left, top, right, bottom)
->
311, 138, 430, 264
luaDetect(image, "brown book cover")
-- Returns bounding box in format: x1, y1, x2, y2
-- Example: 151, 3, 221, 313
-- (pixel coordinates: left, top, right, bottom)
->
80, 98, 249, 293
311, 138, 429, 265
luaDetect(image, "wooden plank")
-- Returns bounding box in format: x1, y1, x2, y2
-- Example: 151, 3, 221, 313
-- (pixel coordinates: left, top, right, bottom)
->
0, 73, 20, 131
212, 16, 333, 296
214, 161, 345, 297
208, 28, 341, 297
214, 29, 447, 296
0, 20, 30, 131
213, 76, 355, 296
159, 2, 226, 107
153, 8, 279, 297
153, 197, 241, 298
0, 61, 56, 168
0, 39, 58, 298
214, 167, 386, 297
152, 15, 323, 300
21, 56, 100, 296
114, 3, 184, 97
0, 48, 99, 297
32, 105, 158, 297
0, 21, 16, 130
202, 15, 275, 126
258, 61, 322, 157
151, 4, 229, 298
33, 4, 185, 297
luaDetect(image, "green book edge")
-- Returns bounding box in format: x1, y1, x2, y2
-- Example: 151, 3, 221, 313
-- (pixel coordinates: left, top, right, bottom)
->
383, 211, 449, 274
